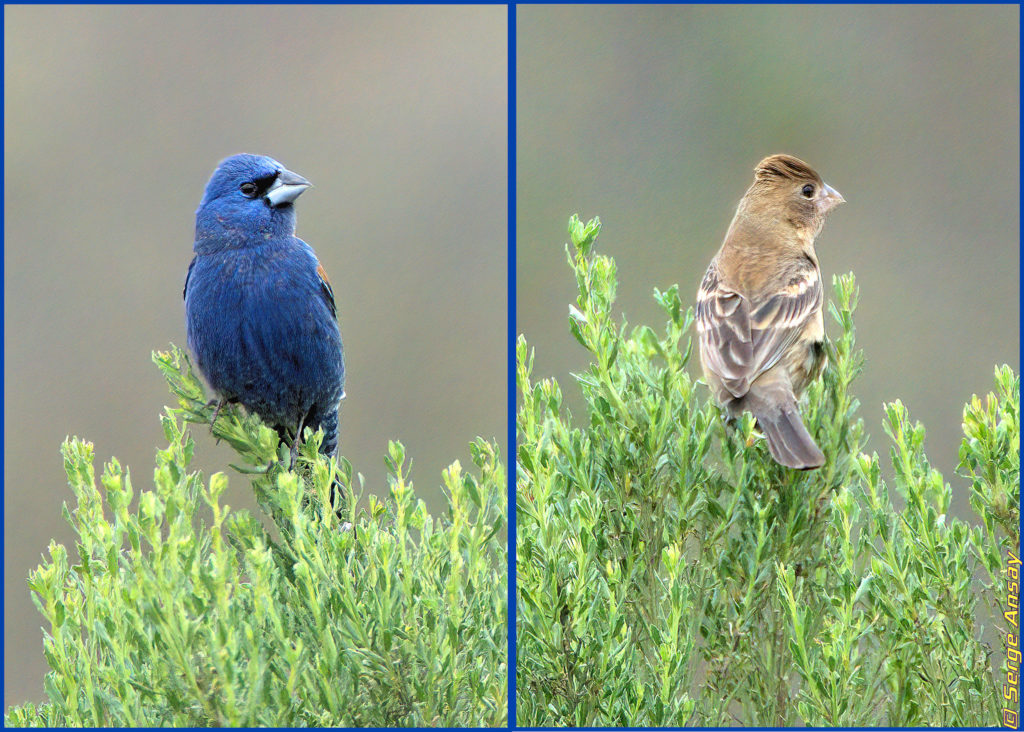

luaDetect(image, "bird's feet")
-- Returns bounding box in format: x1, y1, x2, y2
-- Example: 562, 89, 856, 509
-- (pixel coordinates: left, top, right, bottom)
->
719, 411, 763, 447
207, 398, 231, 426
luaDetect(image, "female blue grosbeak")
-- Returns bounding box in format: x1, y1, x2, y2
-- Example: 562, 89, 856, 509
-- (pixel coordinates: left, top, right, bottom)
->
184, 154, 345, 462
696, 154, 844, 469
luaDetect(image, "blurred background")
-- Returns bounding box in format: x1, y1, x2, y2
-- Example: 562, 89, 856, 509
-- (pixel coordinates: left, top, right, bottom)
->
518, 7, 1018, 495
5, 6, 506, 705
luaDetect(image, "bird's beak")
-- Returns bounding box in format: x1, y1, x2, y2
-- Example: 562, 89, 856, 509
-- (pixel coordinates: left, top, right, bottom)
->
265, 168, 312, 207
821, 182, 845, 212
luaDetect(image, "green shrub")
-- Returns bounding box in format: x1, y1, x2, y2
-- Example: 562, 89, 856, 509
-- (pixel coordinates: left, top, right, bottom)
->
515, 215, 1019, 727
5, 346, 507, 727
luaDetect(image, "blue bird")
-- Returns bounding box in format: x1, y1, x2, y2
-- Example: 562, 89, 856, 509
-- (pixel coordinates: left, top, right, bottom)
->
184, 154, 345, 464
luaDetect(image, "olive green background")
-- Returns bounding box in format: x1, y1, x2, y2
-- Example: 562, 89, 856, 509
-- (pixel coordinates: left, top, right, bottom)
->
518, 6, 1018, 495
5, 6, 506, 706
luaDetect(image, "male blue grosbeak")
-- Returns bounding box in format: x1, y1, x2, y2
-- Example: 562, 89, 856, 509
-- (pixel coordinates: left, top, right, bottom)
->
184, 154, 345, 463
696, 154, 844, 470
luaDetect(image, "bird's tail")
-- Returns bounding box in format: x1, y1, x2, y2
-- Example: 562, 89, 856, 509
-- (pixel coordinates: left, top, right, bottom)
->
290, 408, 346, 518
747, 390, 824, 470
317, 410, 339, 459
314, 410, 347, 517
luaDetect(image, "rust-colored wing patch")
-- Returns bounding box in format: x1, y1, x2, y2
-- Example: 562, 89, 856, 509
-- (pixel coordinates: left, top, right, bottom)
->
316, 262, 338, 320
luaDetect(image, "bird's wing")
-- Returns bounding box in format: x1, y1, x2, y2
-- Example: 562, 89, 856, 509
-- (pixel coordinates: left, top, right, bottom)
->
183, 256, 197, 300
697, 259, 822, 398
316, 262, 338, 321
696, 262, 754, 392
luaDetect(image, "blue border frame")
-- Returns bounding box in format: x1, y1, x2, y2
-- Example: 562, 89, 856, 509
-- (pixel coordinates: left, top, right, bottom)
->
4, 4, 1020, 731
507, 1, 518, 729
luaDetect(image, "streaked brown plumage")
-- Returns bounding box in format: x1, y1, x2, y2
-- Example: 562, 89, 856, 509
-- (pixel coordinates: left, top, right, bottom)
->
696, 154, 845, 469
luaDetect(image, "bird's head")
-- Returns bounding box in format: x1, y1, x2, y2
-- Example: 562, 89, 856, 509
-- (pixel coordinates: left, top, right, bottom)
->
194, 154, 312, 249
742, 154, 844, 238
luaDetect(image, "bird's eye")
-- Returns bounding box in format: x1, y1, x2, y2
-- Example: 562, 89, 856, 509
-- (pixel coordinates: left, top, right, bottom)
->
801, 184, 815, 198
239, 182, 258, 197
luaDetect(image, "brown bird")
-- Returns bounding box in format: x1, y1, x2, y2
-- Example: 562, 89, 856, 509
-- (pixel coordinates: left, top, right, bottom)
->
696, 154, 845, 469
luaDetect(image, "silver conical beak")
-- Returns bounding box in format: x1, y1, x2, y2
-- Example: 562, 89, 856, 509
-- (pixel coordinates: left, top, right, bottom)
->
264, 168, 312, 207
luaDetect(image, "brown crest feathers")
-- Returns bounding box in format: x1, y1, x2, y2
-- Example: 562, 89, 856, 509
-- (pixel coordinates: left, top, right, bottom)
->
753, 154, 821, 184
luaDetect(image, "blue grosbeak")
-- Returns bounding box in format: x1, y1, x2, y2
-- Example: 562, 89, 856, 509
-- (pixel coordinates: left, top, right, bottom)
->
696, 154, 844, 470
184, 154, 345, 462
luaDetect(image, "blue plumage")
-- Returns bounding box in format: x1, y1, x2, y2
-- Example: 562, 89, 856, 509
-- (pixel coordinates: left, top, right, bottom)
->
184, 154, 345, 457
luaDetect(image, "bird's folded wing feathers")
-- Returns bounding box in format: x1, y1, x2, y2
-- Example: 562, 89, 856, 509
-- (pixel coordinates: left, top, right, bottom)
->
183, 257, 197, 300
697, 260, 822, 398
316, 262, 338, 321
